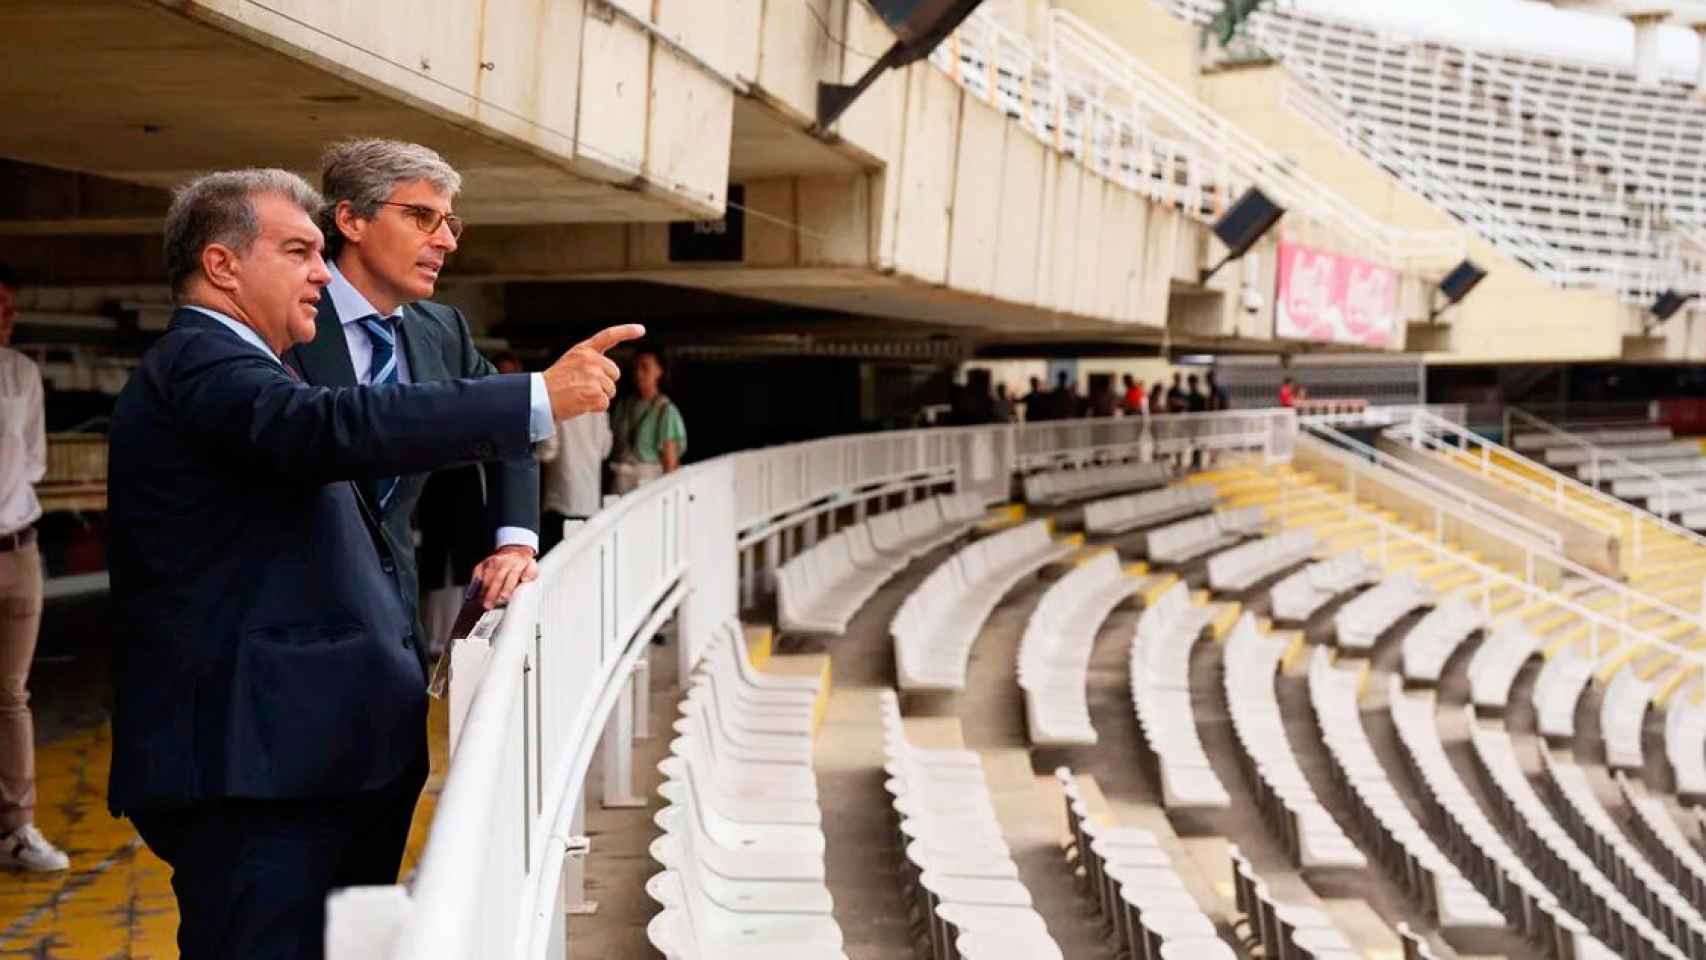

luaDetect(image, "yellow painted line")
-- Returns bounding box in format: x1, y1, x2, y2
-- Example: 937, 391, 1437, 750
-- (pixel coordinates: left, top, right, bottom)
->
1598, 647, 1645, 683
1655, 665, 1697, 708
745, 623, 775, 671
1211, 603, 1243, 642
1057, 531, 1085, 550
1123, 561, 1150, 577
1278, 631, 1309, 672
1142, 574, 1180, 605
764, 653, 833, 734
1637, 652, 1676, 683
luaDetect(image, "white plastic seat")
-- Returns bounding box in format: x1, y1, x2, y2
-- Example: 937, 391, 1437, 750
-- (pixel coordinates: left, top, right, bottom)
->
1334, 573, 1434, 651
1270, 550, 1379, 623
1400, 596, 1486, 684
1145, 505, 1265, 565
1532, 651, 1595, 739
1601, 665, 1656, 769
1023, 460, 1168, 506
1665, 703, 1706, 796
1130, 582, 1228, 809
1466, 624, 1543, 710
1207, 529, 1317, 592
1017, 551, 1143, 746
1083, 484, 1217, 536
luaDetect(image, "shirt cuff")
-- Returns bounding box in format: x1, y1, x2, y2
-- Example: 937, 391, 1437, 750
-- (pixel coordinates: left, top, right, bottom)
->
527, 374, 556, 443
495, 526, 540, 554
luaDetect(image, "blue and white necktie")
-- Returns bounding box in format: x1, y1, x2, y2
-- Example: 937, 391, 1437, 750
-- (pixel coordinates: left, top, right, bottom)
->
359, 314, 401, 507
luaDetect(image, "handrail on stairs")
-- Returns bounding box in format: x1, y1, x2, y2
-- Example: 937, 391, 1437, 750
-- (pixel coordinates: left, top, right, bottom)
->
1505, 405, 1701, 526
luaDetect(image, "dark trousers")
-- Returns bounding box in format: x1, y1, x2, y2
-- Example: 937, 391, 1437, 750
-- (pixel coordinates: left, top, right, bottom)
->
540, 510, 590, 557
129, 753, 429, 960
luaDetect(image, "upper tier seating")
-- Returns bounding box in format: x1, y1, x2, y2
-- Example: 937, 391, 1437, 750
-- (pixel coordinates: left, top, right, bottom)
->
1224, 616, 1365, 869
1130, 582, 1228, 809
1466, 624, 1543, 711
1054, 768, 1231, 959
1017, 552, 1143, 746
1334, 573, 1434, 652
1083, 484, 1217, 537
1146, 506, 1266, 566
647, 631, 844, 959
1270, 551, 1379, 623
1513, 427, 1674, 454
892, 520, 1074, 693
1023, 461, 1169, 506
1532, 651, 1596, 740
1400, 596, 1486, 685
1308, 649, 1505, 932
877, 691, 1063, 960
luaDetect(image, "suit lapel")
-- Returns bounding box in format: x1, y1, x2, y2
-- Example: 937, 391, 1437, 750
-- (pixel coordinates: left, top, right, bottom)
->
398, 303, 448, 384
289, 297, 359, 388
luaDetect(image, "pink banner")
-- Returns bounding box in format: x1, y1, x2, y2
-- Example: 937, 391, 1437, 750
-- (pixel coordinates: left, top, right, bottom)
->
1274, 241, 1399, 348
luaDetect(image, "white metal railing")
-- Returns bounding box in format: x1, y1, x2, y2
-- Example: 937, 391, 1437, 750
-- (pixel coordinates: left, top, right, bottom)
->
1300, 428, 1706, 647
324, 409, 1299, 959
1274, 448, 1706, 672
1505, 406, 1706, 525
1395, 409, 1706, 570
928, 4, 1458, 268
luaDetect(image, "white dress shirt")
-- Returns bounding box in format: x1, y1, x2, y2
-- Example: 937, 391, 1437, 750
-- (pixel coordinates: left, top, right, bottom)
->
538, 412, 612, 518
0, 346, 45, 536
323, 267, 544, 554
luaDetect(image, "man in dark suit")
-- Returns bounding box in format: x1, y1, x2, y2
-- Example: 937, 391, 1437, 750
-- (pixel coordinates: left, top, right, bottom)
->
106, 167, 641, 960
285, 139, 537, 646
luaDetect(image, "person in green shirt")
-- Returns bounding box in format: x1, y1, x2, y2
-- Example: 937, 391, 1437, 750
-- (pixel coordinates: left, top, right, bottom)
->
609, 348, 686, 492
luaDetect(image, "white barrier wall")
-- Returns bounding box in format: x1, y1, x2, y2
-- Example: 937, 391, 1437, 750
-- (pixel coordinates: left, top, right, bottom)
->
325, 410, 1296, 959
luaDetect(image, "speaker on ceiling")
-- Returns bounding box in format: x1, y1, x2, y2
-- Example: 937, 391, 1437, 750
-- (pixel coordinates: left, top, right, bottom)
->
1201, 187, 1286, 283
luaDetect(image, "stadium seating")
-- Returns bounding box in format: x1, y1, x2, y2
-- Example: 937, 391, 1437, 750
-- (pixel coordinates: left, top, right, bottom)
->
1307, 650, 1505, 933
1601, 666, 1657, 770
1466, 625, 1543, 711
1269, 550, 1379, 623
1532, 651, 1596, 740
1333, 573, 1434, 652
1223, 616, 1365, 869
1145, 506, 1267, 565
1512, 426, 1675, 455
648, 632, 843, 959
1206, 530, 1317, 592
1228, 846, 1362, 958
1023, 461, 1168, 506
868, 493, 989, 560
1082, 484, 1217, 537
1054, 768, 1230, 959
1465, 714, 1681, 959
1016, 552, 1144, 746
1399, 596, 1486, 685
891, 520, 1075, 693
1387, 679, 1608, 956
1665, 703, 1706, 797
1617, 773, 1706, 907
1538, 750, 1706, 957
877, 691, 1062, 960
1130, 582, 1229, 809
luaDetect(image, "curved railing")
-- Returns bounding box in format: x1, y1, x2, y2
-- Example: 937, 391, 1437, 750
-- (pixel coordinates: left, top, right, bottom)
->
323, 409, 1297, 959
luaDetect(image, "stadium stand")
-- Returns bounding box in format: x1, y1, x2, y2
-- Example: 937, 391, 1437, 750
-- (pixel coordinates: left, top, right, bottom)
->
1399, 596, 1487, 685
1333, 574, 1434, 652
1666, 701, 1706, 797
1082, 484, 1217, 537
1466, 625, 1545, 712
1205, 529, 1316, 592
1130, 581, 1230, 809
1601, 665, 1658, 769
1144, 506, 1266, 564
1228, 846, 1364, 958
1269, 550, 1380, 623
1022, 461, 1169, 507
1532, 650, 1597, 739
1617, 773, 1706, 905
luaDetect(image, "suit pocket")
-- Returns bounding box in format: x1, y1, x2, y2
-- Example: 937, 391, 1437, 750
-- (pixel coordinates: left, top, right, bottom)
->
238, 623, 425, 795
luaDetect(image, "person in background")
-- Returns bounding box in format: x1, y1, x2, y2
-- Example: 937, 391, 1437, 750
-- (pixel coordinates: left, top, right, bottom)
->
1122, 374, 1147, 416
1150, 378, 1167, 416
1167, 372, 1188, 414
991, 383, 1016, 423
537, 401, 613, 555
1020, 375, 1047, 422
1207, 370, 1229, 411
1279, 376, 1296, 407
1184, 374, 1207, 413
1293, 383, 1310, 409
609, 347, 687, 493
1091, 379, 1118, 417
0, 263, 69, 872
1051, 372, 1080, 420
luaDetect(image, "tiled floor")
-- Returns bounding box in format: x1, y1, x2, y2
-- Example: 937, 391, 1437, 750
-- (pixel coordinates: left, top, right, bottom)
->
0, 685, 449, 959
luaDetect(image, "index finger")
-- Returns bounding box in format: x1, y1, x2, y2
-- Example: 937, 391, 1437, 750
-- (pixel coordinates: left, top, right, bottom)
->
575, 323, 647, 355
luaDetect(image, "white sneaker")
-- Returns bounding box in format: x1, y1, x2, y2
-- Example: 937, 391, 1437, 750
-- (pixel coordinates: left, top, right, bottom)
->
1, 824, 69, 872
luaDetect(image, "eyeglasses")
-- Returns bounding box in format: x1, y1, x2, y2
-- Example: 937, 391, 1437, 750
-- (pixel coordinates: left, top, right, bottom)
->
376, 201, 465, 239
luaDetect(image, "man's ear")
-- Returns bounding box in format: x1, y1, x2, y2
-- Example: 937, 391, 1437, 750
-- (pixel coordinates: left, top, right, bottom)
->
201, 242, 242, 294
333, 200, 367, 248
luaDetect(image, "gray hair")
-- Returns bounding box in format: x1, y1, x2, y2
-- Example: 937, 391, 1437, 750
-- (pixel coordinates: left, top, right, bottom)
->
163, 168, 323, 300
318, 138, 462, 259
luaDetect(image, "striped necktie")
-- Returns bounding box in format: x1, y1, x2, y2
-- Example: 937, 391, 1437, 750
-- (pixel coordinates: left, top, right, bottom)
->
359, 314, 401, 507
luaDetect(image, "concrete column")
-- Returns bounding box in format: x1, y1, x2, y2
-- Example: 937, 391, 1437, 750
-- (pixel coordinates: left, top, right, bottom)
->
1630, 12, 1668, 86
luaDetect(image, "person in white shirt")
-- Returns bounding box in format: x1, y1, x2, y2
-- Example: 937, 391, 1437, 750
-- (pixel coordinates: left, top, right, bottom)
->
536, 410, 613, 555
0, 264, 69, 872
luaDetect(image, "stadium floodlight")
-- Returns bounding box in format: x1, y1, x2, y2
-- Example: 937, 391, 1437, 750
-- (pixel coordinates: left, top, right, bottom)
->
1426, 258, 1487, 321
1652, 289, 1698, 322
816, 0, 989, 132
1200, 187, 1285, 283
